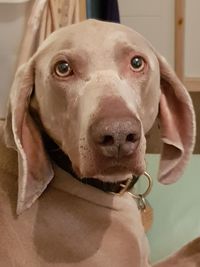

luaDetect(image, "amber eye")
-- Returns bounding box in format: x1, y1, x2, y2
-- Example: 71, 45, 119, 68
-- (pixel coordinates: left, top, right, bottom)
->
54, 60, 73, 77
130, 56, 145, 72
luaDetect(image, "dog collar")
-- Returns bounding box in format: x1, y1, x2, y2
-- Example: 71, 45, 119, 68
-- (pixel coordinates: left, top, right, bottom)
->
75, 175, 139, 194
75, 172, 153, 213
43, 131, 152, 197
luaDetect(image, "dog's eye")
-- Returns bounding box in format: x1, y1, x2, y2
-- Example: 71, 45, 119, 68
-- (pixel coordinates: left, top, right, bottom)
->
130, 56, 145, 72
54, 61, 73, 77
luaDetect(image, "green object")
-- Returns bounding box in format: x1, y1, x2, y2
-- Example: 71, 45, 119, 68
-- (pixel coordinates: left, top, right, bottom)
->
137, 154, 200, 263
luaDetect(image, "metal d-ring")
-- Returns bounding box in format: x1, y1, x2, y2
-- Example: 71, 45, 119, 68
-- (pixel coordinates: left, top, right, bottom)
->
128, 171, 153, 199
118, 177, 133, 195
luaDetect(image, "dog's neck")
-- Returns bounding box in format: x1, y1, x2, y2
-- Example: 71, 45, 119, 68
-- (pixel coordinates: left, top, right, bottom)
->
42, 132, 139, 194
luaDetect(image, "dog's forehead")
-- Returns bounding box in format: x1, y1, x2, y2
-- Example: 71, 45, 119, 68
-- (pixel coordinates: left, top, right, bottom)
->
38, 20, 153, 56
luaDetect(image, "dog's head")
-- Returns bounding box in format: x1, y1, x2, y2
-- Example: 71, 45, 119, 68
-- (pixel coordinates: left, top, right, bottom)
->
4, 20, 195, 214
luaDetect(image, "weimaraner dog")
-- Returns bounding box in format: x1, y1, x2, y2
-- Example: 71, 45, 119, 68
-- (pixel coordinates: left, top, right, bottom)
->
0, 19, 199, 266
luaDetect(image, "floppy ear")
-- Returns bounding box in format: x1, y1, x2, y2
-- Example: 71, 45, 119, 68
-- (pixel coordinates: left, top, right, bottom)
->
4, 59, 54, 214
157, 55, 196, 184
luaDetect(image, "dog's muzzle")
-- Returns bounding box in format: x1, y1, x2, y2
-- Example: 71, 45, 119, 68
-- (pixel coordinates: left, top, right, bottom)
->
43, 129, 152, 210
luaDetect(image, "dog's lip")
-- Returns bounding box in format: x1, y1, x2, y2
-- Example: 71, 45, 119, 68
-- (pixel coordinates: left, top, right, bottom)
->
90, 165, 138, 182
74, 165, 133, 182
74, 159, 144, 182
102, 164, 144, 175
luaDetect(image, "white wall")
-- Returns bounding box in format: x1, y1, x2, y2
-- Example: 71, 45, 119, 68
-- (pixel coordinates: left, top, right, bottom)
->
0, 1, 32, 118
185, 0, 200, 77
118, 0, 175, 67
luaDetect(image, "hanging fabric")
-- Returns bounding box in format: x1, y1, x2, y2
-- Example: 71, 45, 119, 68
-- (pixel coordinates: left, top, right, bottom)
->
18, 0, 81, 67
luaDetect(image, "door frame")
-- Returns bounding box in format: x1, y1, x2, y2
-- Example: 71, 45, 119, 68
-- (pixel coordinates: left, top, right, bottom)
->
175, 0, 200, 91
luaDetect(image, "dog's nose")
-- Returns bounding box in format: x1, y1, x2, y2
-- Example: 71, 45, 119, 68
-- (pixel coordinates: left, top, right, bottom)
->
90, 118, 141, 159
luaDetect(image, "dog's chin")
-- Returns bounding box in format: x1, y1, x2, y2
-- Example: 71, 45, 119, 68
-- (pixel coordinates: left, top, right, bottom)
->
79, 165, 144, 183
93, 173, 133, 183
43, 132, 146, 183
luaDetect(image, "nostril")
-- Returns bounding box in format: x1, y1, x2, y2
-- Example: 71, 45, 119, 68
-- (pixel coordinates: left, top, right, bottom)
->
126, 133, 138, 143
101, 135, 114, 146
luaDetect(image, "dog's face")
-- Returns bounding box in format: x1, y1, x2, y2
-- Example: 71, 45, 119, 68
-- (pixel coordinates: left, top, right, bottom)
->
5, 20, 195, 213
34, 20, 160, 181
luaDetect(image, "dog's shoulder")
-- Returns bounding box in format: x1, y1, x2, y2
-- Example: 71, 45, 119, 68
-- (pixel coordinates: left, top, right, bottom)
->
0, 120, 18, 177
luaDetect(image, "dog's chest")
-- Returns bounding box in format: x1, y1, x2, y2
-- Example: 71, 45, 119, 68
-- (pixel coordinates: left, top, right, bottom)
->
28, 187, 150, 266
0, 169, 150, 267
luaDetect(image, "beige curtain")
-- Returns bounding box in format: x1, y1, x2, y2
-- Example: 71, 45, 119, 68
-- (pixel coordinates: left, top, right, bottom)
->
18, 0, 83, 66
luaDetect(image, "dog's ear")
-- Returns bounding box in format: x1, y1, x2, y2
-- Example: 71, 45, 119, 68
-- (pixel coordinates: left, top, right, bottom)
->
4, 59, 54, 215
157, 54, 196, 184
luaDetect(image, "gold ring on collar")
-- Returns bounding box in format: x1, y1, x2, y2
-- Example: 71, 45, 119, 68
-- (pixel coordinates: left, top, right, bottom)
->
128, 171, 153, 199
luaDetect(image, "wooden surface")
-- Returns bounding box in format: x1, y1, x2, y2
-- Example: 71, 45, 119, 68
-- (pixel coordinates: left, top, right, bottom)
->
79, 0, 86, 21
184, 77, 200, 92
175, 0, 185, 81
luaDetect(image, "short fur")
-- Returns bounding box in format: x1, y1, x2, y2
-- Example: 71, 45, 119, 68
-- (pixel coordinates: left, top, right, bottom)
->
0, 20, 199, 266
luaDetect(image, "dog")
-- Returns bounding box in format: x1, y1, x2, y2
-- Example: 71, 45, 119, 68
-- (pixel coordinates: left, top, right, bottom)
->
0, 19, 199, 266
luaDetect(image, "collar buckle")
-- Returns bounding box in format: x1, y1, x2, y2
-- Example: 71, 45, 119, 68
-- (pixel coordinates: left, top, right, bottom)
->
113, 172, 153, 199
118, 177, 134, 195
110, 176, 136, 196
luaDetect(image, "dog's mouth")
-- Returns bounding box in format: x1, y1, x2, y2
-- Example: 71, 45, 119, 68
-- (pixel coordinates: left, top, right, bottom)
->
92, 165, 137, 182
42, 132, 140, 192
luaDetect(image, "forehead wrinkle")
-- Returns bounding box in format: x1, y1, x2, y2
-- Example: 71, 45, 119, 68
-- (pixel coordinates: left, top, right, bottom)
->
114, 42, 139, 61
51, 48, 89, 64
114, 41, 152, 58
